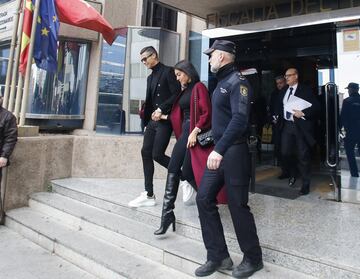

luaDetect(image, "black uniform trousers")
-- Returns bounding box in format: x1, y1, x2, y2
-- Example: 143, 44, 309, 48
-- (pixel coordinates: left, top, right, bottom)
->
344, 136, 360, 177
196, 143, 262, 264
281, 121, 311, 185
168, 120, 195, 183
141, 120, 172, 195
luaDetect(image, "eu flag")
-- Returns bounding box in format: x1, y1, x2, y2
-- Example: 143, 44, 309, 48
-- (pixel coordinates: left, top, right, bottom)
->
33, 0, 59, 73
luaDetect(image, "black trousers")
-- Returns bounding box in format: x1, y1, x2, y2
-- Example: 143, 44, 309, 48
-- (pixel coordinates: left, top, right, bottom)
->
345, 136, 360, 177
168, 120, 195, 183
196, 144, 262, 264
281, 121, 311, 185
141, 120, 172, 195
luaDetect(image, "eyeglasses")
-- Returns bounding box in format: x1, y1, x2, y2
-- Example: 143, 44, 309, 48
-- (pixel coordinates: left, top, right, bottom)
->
284, 73, 296, 78
140, 53, 153, 63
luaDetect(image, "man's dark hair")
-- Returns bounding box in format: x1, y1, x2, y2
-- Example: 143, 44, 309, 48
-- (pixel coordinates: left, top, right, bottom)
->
275, 75, 285, 81
140, 46, 158, 58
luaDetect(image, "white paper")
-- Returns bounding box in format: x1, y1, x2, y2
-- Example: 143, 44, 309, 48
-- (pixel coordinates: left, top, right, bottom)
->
284, 95, 312, 113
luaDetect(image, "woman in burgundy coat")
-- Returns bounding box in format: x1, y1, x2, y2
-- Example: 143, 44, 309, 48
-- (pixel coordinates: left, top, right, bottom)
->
154, 60, 226, 236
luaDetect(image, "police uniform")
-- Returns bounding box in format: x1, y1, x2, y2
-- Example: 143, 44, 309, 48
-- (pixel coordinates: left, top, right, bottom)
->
195, 40, 262, 277
340, 83, 360, 177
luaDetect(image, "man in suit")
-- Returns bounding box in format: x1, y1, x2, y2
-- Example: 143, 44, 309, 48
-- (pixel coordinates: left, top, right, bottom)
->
128, 46, 180, 207
278, 68, 320, 195
268, 76, 288, 175
340, 82, 360, 177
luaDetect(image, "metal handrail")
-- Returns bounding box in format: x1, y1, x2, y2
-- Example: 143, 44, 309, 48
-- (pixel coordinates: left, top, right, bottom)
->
324, 82, 338, 168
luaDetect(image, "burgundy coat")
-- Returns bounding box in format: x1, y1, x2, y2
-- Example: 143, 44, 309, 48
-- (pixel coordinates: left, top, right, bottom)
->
170, 82, 227, 204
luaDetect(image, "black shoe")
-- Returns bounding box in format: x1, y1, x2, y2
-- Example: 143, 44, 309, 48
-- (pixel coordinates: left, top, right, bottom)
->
232, 258, 263, 278
154, 212, 176, 235
195, 257, 233, 277
288, 177, 296, 187
278, 173, 290, 180
154, 173, 180, 235
299, 184, 310, 195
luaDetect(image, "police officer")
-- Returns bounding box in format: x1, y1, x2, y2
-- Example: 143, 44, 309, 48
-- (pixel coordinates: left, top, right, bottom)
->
195, 40, 263, 278
340, 82, 360, 177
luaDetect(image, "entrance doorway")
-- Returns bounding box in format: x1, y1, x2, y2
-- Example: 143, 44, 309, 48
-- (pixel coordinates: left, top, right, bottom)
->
209, 23, 339, 200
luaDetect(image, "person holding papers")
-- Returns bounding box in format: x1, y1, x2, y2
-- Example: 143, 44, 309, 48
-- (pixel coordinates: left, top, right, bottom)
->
277, 68, 320, 195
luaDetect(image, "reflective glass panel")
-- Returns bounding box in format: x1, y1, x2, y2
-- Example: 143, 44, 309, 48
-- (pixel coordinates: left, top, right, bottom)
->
96, 34, 127, 134
0, 44, 9, 96
28, 41, 90, 116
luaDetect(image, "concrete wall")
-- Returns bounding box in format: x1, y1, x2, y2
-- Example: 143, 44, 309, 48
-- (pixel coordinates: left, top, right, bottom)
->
4, 135, 174, 210
72, 135, 175, 178
4, 136, 73, 211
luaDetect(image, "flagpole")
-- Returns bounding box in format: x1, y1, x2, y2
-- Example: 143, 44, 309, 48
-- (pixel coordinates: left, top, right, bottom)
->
3, 0, 23, 110
8, 2, 25, 113
19, 0, 41, 126
14, 76, 23, 120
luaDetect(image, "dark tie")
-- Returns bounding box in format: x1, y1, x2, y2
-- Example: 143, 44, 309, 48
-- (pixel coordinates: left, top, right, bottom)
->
287, 87, 294, 101
286, 87, 294, 119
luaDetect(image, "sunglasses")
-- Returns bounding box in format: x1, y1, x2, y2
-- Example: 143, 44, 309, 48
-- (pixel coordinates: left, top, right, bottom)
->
141, 53, 153, 63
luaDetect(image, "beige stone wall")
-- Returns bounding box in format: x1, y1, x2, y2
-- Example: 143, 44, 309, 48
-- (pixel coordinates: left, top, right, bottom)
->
4, 136, 73, 211
4, 135, 174, 210
104, 0, 141, 27
71, 135, 175, 178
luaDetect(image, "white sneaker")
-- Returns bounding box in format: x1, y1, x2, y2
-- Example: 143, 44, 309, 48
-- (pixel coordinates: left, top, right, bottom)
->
181, 181, 196, 206
128, 191, 156, 207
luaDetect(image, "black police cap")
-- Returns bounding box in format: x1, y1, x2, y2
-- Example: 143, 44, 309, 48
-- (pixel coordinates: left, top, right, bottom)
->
345, 82, 359, 91
203, 40, 236, 55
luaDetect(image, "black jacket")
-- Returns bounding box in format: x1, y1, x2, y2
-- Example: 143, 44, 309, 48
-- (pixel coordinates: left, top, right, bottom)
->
340, 93, 360, 140
212, 63, 251, 156
277, 84, 320, 146
0, 107, 17, 163
143, 62, 180, 126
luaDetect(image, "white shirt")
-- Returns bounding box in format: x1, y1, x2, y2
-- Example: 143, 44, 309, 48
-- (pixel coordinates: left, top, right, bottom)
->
283, 83, 298, 121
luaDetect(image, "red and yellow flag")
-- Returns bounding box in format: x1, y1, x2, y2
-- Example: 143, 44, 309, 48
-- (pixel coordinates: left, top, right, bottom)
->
19, 0, 34, 75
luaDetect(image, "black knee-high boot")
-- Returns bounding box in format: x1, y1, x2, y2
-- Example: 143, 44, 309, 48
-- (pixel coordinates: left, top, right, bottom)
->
154, 173, 180, 235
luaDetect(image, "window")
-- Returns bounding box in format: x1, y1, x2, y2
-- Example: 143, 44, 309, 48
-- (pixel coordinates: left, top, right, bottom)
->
0, 0, 12, 5
145, 1, 177, 31
28, 40, 90, 116
0, 43, 9, 96
96, 35, 127, 134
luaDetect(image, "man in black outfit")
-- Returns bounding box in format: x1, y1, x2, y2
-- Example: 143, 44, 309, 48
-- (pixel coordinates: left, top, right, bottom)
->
268, 76, 288, 174
0, 94, 18, 224
128, 46, 180, 207
278, 68, 320, 195
340, 82, 360, 177
195, 40, 263, 278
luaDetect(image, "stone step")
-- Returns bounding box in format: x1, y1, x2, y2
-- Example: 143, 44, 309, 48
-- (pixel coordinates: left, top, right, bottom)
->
29, 192, 313, 279
51, 178, 360, 279
5, 207, 194, 279
0, 226, 96, 279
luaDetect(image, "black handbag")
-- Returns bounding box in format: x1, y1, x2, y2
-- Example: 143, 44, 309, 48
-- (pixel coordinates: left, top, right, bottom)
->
196, 129, 214, 147
194, 90, 214, 147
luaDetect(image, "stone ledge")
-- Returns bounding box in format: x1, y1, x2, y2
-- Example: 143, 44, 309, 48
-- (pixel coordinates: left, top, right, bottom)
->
17, 125, 39, 137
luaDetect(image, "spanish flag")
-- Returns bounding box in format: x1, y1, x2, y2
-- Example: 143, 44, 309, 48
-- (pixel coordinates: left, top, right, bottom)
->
55, 0, 116, 45
19, 0, 34, 75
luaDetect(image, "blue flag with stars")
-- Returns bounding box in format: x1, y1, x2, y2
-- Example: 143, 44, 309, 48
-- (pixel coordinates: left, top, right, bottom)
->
33, 0, 59, 73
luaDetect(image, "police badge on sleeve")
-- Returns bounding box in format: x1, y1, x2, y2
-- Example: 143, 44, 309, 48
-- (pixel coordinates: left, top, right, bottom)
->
240, 85, 248, 97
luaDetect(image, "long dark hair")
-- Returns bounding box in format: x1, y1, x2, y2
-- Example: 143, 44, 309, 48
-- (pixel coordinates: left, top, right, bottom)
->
174, 60, 200, 88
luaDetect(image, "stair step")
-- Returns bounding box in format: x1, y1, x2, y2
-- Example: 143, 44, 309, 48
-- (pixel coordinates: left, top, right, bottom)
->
5, 207, 194, 279
51, 178, 360, 279
0, 226, 96, 279
29, 192, 313, 279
